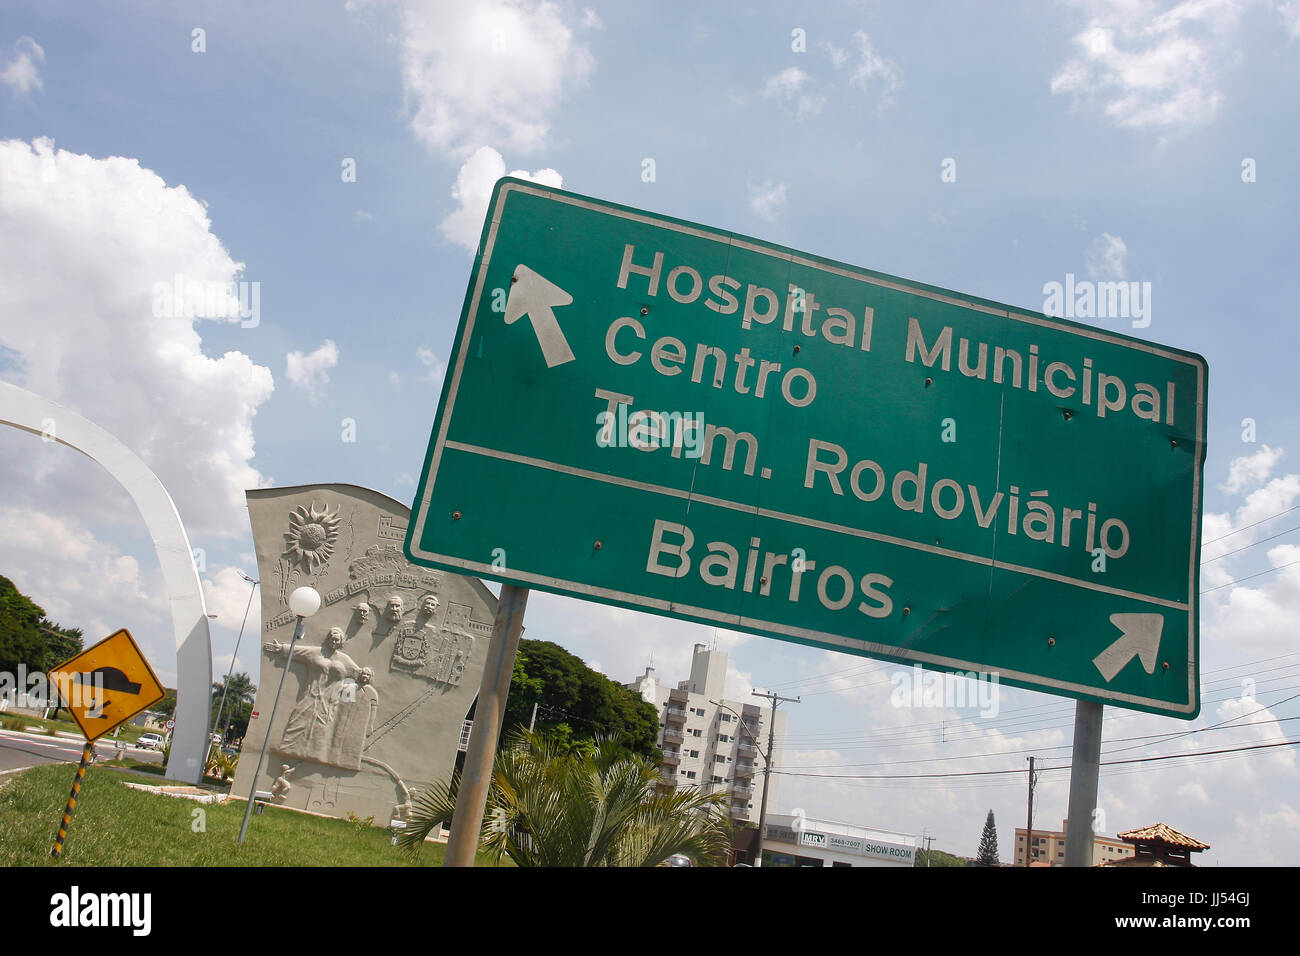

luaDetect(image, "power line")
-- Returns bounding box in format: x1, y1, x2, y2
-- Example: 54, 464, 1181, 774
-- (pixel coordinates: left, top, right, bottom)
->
1203, 502, 1300, 545
1202, 558, 1300, 594
776, 673, 1300, 751
1201, 524, 1300, 564
776, 739, 1300, 780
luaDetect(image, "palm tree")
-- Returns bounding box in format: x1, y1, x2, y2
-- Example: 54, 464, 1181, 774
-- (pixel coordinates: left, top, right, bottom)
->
399, 729, 732, 866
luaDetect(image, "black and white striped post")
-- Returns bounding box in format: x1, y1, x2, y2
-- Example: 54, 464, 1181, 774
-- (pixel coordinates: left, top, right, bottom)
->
51, 743, 94, 860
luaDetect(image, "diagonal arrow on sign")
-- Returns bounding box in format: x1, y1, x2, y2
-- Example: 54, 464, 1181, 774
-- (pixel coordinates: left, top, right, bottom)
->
504, 263, 575, 368
1093, 613, 1165, 683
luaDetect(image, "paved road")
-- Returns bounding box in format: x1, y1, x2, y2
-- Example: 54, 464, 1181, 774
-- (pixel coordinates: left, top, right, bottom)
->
0, 730, 164, 775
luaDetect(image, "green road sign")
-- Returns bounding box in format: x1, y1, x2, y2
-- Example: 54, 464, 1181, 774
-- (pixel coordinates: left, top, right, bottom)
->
406, 179, 1207, 718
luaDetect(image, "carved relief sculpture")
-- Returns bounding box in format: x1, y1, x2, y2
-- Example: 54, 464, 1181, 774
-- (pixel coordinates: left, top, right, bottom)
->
233, 484, 498, 825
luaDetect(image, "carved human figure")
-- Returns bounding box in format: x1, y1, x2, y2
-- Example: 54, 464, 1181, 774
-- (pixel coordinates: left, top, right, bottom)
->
384, 595, 403, 624
333, 667, 379, 770
418, 594, 439, 617
353, 603, 371, 624
271, 764, 294, 801
264, 627, 360, 764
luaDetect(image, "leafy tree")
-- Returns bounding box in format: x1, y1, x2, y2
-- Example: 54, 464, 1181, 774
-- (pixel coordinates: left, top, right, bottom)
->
915, 847, 970, 867
36, 619, 83, 671
977, 809, 1000, 866
504, 640, 660, 763
210, 673, 256, 741
0, 575, 47, 675
399, 729, 731, 866
0, 577, 85, 721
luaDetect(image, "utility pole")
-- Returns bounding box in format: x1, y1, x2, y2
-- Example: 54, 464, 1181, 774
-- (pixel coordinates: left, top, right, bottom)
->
1064, 700, 1103, 867
1024, 756, 1036, 867
751, 689, 798, 868
923, 835, 935, 866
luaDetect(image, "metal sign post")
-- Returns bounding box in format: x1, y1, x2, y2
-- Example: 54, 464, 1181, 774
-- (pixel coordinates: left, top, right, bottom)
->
50, 743, 94, 860
443, 584, 529, 867
1064, 700, 1104, 866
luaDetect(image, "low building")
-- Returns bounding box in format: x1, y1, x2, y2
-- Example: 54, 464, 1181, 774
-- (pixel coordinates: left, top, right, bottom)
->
743, 813, 917, 867
1100, 822, 1209, 867
1013, 819, 1134, 866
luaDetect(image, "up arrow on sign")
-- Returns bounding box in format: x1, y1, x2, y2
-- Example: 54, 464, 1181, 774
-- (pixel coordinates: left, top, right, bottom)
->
504, 263, 575, 368
1093, 613, 1165, 682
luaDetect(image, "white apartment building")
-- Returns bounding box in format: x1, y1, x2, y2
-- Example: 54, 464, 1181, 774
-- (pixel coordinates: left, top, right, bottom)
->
625, 643, 787, 824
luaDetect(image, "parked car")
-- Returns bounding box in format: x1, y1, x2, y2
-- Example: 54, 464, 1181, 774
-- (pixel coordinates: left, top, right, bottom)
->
135, 732, 165, 751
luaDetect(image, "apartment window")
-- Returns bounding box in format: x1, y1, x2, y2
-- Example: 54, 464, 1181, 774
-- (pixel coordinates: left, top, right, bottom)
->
718, 734, 730, 743
685, 771, 696, 779
691, 729, 702, 737
689, 750, 699, 758
692, 707, 706, 716
714, 755, 726, 764
720, 713, 733, 722
711, 775, 723, 784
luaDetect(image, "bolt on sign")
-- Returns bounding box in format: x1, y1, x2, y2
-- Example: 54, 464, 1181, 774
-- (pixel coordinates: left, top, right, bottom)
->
406, 180, 1206, 718
48, 629, 166, 740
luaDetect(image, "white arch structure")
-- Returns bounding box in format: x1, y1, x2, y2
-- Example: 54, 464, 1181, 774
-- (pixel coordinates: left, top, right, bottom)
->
0, 381, 211, 784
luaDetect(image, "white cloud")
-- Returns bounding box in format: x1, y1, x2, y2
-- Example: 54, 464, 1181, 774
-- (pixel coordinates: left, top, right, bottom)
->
416, 346, 445, 384
1219, 444, 1284, 495
440, 145, 562, 250
822, 41, 849, 70
0, 506, 180, 680
1085, 232, 1129, 279
835, 31, 902, 109
1051, 0, 1250, 131
353, 0, 595, 157
2, 36, 44, 96
761, 66, 824, 118
1280, 0, 1300, 35
0, 137, 274, 539
354, 209, 373, 222
285, 339, 339, 403
748, 179, 787, 221
387, 370, 403, 389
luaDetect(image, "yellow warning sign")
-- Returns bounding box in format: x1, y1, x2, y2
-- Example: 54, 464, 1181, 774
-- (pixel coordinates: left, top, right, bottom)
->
48, 629, 166, 741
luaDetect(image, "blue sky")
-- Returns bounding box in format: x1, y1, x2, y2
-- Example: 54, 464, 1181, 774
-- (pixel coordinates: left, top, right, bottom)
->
2, 0, 1299, 863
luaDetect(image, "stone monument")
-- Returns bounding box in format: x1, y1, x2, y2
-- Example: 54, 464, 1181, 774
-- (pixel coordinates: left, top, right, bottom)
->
231, 484, 496, 824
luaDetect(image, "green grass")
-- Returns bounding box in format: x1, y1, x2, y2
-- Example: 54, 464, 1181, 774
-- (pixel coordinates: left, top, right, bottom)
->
0, 764, 505, 867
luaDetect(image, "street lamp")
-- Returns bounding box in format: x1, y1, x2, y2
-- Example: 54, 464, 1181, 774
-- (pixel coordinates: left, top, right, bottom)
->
209, 571, 258, 761
237, 585, 319, 844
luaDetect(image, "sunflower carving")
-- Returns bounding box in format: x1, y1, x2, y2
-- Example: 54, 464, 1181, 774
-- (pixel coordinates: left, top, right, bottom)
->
283, 502, 341, 573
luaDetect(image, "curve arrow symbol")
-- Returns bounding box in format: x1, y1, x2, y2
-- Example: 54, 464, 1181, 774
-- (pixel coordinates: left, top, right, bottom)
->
504, 264, 575, 368
1093, 613, 1164, 683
